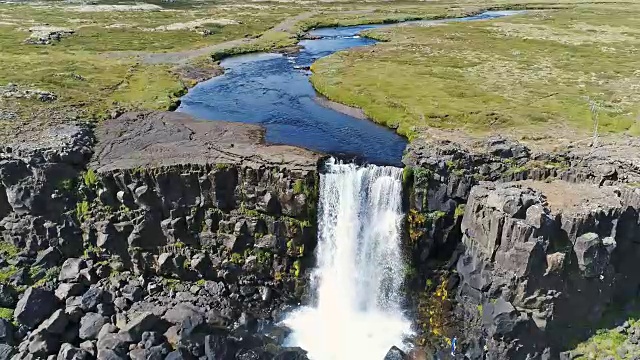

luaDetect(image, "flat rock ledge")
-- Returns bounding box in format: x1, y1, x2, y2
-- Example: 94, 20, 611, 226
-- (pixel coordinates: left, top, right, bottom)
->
91, 111, 323, 173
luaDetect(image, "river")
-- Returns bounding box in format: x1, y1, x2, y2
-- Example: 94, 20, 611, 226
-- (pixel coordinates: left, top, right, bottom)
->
177, 10, 523, 166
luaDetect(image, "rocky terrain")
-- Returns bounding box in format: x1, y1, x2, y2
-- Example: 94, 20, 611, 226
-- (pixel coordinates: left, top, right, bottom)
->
2, 109, 640, 360
0, 111, 322, 359
403, 133, 640, 359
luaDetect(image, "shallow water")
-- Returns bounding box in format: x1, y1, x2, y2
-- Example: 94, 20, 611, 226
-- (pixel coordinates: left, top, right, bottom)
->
177, 11, 524, 166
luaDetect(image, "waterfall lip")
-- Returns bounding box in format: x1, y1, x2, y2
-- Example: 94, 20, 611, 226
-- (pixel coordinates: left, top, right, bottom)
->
317, 153, 403, 170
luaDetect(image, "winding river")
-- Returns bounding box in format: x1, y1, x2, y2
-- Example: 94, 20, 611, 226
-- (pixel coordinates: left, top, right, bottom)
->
177, 11, 523, 166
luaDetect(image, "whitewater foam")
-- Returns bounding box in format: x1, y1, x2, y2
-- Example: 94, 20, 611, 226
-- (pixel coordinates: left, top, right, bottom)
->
284, 159, 412, 360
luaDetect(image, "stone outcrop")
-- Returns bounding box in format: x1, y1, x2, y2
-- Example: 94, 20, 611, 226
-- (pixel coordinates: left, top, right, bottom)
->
403, 134, 640, 359
0, 111, 321, 359
456, 181, 640, 358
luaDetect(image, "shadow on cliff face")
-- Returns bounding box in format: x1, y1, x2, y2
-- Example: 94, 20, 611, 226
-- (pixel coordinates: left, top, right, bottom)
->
400, 135, 640, 359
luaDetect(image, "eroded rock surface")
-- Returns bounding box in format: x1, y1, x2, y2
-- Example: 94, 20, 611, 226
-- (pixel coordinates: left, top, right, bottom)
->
403, 134, 640, 359
0, 112, 318, 359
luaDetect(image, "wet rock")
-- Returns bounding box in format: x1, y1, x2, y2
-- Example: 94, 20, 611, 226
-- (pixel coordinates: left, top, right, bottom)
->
273, 348, 309, 360
204, 333, 234, 360
383, 346, 406, 360
14, 287, 58, 329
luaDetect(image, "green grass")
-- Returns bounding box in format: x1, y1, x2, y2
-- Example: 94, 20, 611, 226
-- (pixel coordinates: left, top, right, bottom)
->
0, 2, 303, 127
309, 4, 640, 140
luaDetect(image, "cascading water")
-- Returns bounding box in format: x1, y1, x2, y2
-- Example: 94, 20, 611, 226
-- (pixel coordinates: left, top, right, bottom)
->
284, 158, 412, 360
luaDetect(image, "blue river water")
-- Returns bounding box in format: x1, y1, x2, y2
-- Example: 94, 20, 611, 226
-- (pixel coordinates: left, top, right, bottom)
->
177, 11, 522, 166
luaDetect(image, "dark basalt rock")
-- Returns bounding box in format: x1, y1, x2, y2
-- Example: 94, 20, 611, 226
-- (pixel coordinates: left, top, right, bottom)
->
14, 287, 59, 329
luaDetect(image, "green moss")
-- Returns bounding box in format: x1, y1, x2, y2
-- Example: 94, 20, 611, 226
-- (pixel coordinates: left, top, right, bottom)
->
0, 242, 18, 259
0, 266, 17, 284
505, 165, 528, 176
454, 204, 466, 218
402, 166, 414, 186
292, 260, 302, 278
32, 267, 60, 288
196, 279, 206, 286
57, 178, 76, 193
164, 278, 180, 291
82, 169, 98, 188
428, 211, 446, 221
413, 167, 432, 188
215, 163, 231, 170
0, 308, 13, 320
293, 179, 305, 195
256, 250, 272, 265
230, 253, 243, 265
75, 200, 90, 222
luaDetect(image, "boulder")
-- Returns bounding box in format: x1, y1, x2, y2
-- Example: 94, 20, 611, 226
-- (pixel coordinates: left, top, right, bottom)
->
79, 341, 96, 357
59, 258, 86, 282
574, 233, 610, 278
96, 333, 129, 353
0, 284, 16, 308
14, 287, 58, 329
96, 349, 127, 360
121, 284, 143, 302
37, 309, 69, 335
34, 247, 62, 268
55, 283, 85, 301
162, 303, 204, 336
80, 287, 104, 311
0, 344, 15, 360
28, 331, 60, 356
120, 312, 162, 342
57, 343, 90, 360
79, 313, 108, 340
204, 333, 235, 360
0, 319, 13, 345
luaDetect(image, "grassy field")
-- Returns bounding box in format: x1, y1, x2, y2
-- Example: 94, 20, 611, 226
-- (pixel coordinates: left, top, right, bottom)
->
0, 0, 494, 136
310, 3, 640, 142
0, 1, 308, 132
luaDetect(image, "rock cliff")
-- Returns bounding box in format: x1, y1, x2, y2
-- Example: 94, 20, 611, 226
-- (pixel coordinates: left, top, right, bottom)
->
0, 111, 321, 360
403, 134, 640, 359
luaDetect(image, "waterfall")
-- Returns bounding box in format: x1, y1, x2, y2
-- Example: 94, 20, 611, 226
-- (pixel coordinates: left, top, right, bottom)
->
284, 158, 412, 360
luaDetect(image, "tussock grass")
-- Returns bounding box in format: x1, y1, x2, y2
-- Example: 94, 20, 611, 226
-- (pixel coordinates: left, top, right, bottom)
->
310, 4, 640, 139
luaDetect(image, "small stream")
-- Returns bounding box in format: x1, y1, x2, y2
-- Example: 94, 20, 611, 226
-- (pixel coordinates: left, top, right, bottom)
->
177, 11, 523, 166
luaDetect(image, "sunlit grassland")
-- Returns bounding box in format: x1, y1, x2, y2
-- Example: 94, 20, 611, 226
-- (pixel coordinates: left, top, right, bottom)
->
309, 4, 640, 140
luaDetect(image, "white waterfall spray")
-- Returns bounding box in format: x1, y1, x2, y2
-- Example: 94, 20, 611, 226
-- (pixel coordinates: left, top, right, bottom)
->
284, 158, 412, 360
